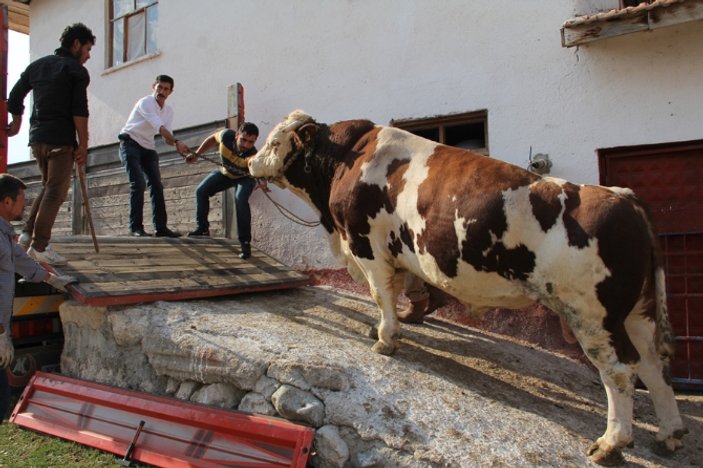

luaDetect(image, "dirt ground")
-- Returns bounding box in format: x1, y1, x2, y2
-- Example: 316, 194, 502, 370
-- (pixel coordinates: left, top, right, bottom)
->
54, 267, 703, 466
301, 268, 703, 467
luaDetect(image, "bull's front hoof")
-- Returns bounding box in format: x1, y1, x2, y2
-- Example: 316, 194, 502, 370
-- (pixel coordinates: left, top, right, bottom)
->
371, 340, 397, 355
587, 441, 625, 466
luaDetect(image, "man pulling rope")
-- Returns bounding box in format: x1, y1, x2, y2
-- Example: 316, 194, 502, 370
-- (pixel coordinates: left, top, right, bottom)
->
183, 123, 268, 259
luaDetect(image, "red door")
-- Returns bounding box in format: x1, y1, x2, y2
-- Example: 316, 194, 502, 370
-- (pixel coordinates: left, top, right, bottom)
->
599, 140, 703, 391
1, 5, 8, 173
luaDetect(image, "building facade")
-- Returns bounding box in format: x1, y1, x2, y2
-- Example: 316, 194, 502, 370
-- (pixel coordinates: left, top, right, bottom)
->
15, 0, 703, 271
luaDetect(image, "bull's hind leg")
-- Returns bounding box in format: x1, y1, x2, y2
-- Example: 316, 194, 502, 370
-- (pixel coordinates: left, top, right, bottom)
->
625, 314, 686, 456
567, 320, 637, 465
587, 367, 636, 466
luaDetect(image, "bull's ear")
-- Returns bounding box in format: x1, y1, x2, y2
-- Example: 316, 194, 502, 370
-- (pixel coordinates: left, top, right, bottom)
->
298, 123, 317, 144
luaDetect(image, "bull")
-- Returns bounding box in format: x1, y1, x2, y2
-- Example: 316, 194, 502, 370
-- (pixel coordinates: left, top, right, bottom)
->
248, 110, 686, 465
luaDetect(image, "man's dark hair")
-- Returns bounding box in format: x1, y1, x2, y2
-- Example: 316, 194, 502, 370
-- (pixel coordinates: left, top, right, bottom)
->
239, 122, 259, 137
60, 23, 96, 49
155, 75, 175, 88
0, 174, 27, 201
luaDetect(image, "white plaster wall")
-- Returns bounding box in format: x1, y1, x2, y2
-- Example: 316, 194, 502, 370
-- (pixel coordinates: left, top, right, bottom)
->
26, 0, 703, 269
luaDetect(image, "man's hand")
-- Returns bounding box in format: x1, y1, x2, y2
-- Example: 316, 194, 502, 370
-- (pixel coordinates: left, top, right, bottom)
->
46, 273, 78, 292
7, 116, 22, 137
74, 145, 88, 166
175, 140, 191, 156
184, 152, 199, 164
0, 331, 14, 368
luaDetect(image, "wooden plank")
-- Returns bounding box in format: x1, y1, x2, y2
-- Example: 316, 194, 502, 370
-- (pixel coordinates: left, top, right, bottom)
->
562, 13, 649, 47
649, 1, 703, 29
561, 1, 703, 47
46, 237, 309, 306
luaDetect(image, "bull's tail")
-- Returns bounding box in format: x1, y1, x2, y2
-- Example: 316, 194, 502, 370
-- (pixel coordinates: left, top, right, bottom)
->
653, 265, 675, 361
621, 186, 676, 362
642, 204, 675, 361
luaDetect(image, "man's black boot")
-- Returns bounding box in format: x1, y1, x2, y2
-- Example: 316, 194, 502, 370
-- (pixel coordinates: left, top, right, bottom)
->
239, 242, 251, 259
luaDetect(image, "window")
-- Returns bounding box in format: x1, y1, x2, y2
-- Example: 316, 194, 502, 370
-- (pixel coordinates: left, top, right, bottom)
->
620, 0, 652, 7
109, 0, 158, 67
391, 110, 489, 155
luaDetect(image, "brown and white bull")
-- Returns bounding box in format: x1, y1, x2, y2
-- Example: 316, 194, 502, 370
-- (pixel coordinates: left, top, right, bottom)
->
248, 110, 686, 465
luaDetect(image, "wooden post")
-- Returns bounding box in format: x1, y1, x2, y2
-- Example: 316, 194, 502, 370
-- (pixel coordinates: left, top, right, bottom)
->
223, 83, 244, 239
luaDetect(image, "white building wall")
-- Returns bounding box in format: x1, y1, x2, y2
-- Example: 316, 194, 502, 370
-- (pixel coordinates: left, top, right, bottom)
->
27, 0, 703, 269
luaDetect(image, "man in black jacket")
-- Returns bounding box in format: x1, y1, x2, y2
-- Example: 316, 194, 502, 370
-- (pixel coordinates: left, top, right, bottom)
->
7, 23, 95, 265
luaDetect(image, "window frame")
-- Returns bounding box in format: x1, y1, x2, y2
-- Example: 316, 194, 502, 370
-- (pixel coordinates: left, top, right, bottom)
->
108, 0, 159, 68
390, 110, 489, 155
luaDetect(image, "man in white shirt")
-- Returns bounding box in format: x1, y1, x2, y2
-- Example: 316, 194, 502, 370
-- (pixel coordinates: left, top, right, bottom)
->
118, 75, 190, 237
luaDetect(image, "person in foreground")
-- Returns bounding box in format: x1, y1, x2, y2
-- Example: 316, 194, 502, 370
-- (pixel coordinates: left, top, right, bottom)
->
0, 174, 77, 421
185, 122, 268, 259
7, 23, 95, 265
119, 74, 190, 238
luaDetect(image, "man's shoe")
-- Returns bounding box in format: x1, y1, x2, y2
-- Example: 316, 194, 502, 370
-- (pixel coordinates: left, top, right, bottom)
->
130, 228, 151, 237
155, 228, 182, 238
28, 245, 67, 265
17, 232, 31, 249
187, 228, 210, 237
239, 242, 251, 259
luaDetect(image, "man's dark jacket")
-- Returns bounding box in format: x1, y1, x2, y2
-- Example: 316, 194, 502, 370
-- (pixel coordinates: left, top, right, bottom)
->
7, 47, 90, 147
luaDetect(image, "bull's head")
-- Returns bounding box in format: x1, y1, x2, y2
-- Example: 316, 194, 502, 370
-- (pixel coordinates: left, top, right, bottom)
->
248, 110, 317, 182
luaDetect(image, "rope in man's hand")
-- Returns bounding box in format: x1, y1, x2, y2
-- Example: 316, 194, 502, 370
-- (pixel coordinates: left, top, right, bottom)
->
182, 150, 199, 164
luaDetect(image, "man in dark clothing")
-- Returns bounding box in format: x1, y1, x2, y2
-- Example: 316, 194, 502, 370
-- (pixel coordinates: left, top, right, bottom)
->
7, 23, 95, 266
185, 123, 267, 259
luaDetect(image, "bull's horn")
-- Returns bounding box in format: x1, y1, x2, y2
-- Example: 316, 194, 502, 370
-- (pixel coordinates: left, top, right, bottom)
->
282, 110, 314, 132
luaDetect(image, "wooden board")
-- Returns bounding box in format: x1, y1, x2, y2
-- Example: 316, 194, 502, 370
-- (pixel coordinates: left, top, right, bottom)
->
46, 236, 309, 306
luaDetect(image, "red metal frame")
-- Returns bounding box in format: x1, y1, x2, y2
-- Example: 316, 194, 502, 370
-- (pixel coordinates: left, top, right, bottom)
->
64, 277, 310, 307
11, 372, 315, 467
1, 5, 8, 173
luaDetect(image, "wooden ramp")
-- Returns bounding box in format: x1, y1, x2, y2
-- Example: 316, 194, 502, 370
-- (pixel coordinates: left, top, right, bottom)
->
46, 236, 309, 306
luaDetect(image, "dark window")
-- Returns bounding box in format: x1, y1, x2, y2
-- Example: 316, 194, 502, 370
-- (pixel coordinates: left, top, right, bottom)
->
391, 110, 489, 154
620, 0, 652, 7
109, 0, 158, 67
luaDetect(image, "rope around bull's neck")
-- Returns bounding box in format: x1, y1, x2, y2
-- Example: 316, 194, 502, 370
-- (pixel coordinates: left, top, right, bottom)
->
257, 186, 321, 227
184, 151, 321, 227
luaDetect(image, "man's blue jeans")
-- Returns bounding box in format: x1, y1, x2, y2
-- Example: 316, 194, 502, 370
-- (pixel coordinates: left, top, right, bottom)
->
195, 170, 256, 243
119, 136, 168, 232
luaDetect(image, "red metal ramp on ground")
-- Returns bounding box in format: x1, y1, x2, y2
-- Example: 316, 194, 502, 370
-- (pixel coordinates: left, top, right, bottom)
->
10, 372, 314, 467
